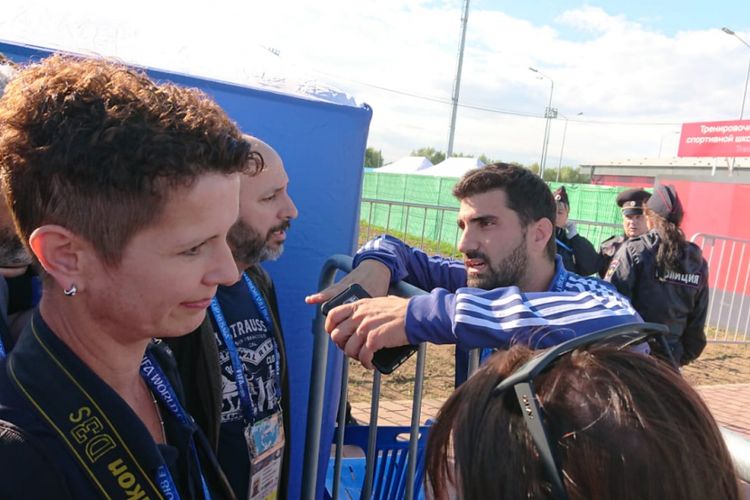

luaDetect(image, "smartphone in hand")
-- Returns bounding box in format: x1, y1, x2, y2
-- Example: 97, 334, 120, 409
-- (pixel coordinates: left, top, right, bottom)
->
320, 284, 418, 375
320, 283, 371, 316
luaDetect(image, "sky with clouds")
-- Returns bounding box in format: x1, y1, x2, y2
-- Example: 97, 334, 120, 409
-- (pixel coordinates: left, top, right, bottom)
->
1, 0, 748, 167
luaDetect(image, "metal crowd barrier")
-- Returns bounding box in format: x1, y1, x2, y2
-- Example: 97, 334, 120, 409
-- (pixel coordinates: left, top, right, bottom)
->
302, 255, 435, 500
360, 198, 462, 256
691, 233, 750, 344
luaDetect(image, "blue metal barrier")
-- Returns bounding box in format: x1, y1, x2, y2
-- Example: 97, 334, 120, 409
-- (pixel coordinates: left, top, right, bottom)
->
302, 255, 430, 500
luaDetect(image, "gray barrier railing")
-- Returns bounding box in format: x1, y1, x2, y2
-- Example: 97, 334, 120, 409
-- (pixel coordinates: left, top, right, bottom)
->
691, 233, 750, 344
360, 197, 621, 257
302, 255, 433, 500
360, 198, 462, 256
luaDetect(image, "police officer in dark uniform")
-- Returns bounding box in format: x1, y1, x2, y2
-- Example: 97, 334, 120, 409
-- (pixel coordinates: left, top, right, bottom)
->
605, 185, 708, 366
553, 186, 599, 276
597, 188, 651, 278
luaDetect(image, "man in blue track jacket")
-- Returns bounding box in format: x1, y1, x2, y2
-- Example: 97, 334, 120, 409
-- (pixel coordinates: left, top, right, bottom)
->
306, 164, 641, 379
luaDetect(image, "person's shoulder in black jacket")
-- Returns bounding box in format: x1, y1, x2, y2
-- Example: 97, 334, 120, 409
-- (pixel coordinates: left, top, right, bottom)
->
0, 362, 73, 498
597, 234, 626, 278
552, 186, 600, 276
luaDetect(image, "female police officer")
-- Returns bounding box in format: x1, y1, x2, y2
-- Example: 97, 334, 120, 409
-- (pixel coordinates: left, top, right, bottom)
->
605, 185, 708, 365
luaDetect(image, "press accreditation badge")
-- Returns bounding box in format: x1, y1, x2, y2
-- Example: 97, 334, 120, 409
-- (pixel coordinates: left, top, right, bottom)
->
245, 411, 285, 500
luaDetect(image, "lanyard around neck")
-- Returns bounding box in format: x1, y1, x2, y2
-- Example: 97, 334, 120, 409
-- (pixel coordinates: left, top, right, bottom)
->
141, 352, 212, 500
209, 272, 282, 424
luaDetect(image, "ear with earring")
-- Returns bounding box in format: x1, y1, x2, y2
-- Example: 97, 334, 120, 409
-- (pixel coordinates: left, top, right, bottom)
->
63, 284, 77, 297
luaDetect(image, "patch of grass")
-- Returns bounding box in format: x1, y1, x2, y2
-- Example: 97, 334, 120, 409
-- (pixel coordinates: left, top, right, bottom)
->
358, 222, 461, 259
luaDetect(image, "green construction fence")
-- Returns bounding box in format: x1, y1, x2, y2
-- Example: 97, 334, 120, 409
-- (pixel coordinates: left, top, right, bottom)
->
360, 171, 644, 252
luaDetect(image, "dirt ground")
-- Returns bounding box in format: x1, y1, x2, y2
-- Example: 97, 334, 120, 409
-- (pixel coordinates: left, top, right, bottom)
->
347, 342, 750, 403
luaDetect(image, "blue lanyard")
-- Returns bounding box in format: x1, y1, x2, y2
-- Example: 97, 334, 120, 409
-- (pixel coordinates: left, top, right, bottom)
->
209, 272, 282, 424
141, 353, 212, 500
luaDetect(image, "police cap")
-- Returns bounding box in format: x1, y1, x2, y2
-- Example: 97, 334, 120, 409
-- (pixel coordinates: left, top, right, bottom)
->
616, 188, 651, 215
647, 184, 684, 224
553, 186, 569, 206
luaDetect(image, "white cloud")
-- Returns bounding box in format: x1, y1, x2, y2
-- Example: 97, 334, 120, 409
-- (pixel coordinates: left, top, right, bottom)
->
556, 6, 630, 33
0, 1, 747, 166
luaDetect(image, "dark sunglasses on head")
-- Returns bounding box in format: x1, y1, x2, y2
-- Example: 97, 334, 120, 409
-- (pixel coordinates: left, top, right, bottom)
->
492, 322, 674, 500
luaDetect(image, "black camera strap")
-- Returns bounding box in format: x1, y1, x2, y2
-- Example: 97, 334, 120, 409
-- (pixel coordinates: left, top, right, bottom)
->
8, 322, 165, 500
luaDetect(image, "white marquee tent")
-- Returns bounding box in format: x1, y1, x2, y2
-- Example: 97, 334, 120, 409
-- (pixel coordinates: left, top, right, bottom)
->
376, 156, 433, 174
416, 157, 485, 177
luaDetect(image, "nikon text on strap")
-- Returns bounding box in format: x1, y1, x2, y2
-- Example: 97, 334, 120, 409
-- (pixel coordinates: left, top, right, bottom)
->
8, 322, 166, 500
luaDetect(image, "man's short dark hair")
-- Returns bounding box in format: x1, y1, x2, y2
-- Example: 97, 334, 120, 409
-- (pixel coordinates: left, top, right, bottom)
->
453, 163, 556, 260
0, 54, 261, 266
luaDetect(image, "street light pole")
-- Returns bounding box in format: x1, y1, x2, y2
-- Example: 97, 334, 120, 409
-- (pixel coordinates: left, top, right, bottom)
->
529, 67, 555, 178
556, 112, 583, 182
722, 27, 750, 174
446, 0, 471, 158
741, 58, 750, 121
722, 27, 750, 120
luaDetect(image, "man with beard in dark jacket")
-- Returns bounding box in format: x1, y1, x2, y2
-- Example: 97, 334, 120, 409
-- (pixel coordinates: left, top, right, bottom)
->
605, 184, 708, 366
167, 136, 297, 500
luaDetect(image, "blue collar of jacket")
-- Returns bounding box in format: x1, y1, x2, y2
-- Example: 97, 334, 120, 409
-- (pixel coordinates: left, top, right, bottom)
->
549, 254, 571, 292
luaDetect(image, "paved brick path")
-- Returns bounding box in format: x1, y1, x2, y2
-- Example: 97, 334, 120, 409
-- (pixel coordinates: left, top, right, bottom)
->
695, 383, 750, 438
350, 399, 442, 427
351, 384, 750, 439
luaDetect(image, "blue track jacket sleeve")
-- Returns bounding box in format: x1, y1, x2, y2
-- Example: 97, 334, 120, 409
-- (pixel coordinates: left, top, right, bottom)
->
353, 235, 467, 292
405, 285, 642, 350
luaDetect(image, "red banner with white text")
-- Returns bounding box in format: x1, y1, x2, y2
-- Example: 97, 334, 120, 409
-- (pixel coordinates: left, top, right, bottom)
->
678, 119, 750, 157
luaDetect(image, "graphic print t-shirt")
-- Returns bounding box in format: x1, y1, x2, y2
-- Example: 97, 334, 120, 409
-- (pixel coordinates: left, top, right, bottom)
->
210, 277, 281, 499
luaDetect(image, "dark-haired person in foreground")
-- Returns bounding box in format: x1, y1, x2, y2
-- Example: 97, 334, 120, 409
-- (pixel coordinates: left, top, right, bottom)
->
169, 136, 297, 500
425, 341, 741, 499
307, 164, 641, 383
606, 184, 708, 365
0, 55, 253, 499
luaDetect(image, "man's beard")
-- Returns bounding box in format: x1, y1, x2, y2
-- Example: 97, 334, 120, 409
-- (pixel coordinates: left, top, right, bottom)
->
228, 219, 290, 265
0, 226, 31, 269
464, 236, 528, 290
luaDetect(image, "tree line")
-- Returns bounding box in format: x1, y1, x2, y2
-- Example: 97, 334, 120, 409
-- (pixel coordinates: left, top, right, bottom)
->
365, 146, 591, 184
